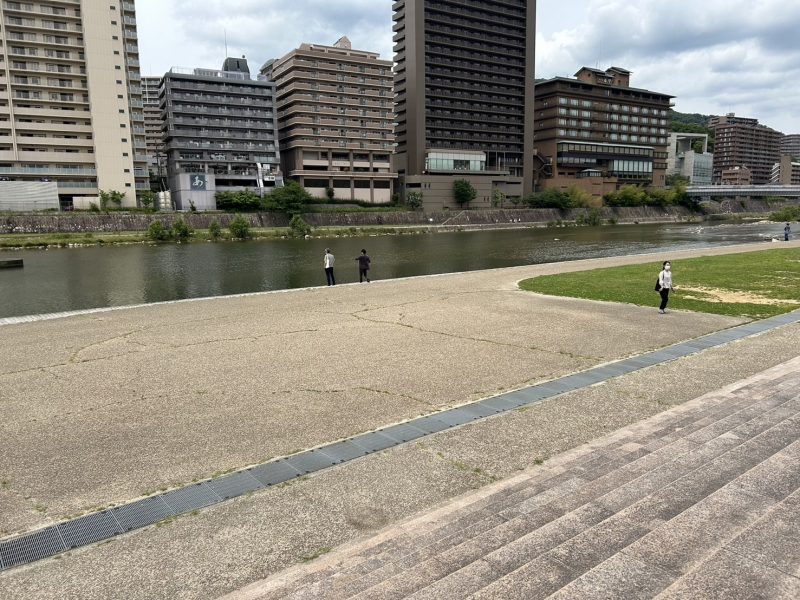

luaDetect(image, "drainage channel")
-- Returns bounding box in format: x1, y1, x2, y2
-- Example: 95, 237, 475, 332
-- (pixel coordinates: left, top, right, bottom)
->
1, 310, 798, 572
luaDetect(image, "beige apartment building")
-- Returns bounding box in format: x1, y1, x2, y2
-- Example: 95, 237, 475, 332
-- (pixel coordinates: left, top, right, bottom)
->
0, 0, 147, 208
142, 74, 162, 181
264, 37, 396, 203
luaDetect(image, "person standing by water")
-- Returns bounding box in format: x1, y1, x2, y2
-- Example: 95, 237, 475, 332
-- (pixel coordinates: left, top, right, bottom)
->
656, 260, 674, 314
324, 248, 336, 286
355, 249, 371, 283
785, 223, 791, 241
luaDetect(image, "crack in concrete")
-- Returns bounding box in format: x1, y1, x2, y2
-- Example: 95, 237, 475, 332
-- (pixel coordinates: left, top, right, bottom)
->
349, 310, 603, 361
355, 387, 435, 408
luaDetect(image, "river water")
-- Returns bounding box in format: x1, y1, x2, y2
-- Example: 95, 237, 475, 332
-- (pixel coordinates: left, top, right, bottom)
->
0, 221, 788, 319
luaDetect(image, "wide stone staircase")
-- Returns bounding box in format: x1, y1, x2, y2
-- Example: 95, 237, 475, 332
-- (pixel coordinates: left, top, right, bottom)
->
227, 362, 800, 599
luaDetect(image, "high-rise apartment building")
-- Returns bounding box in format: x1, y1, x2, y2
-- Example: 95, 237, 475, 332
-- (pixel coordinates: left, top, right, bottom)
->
534, 67, 673, 199
710, 114, 782, 185
264, 37, 396, 203
160, 58, 281, 210
142, 75, 163, 181
392, 0, 536, 209
0, 0, 147, 207
781, 134, 800, 159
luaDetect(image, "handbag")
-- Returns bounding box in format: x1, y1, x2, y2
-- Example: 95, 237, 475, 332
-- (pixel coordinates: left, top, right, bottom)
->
655, 277, 662, 292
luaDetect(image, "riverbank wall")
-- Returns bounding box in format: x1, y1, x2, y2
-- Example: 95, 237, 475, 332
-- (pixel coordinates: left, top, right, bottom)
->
1, 201, 795, 234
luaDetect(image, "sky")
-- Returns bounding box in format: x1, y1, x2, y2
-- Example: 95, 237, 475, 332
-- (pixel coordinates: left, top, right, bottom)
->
136, 0, 800, 134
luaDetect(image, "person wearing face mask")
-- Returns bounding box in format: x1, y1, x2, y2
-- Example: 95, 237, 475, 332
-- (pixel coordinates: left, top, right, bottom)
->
656, 260, 674, 314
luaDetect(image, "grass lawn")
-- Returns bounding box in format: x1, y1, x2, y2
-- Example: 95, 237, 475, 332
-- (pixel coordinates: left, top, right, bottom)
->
519, 248, 800, 319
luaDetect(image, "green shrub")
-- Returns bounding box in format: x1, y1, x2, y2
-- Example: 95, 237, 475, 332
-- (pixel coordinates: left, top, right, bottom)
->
147, 220, 171, 241
171, 217, 192, 240
228, 214, 251, 239
215, 190, 262, 212
288, 215, 312, 237
208, 220, 222, 240
89, 203, 100, 213
453, 179, 476, 206
769, 205, 800, 222
406, 190, 423, 210
264, 182, 314, 214
523, 188, 573, 210
325, 187, 335, 201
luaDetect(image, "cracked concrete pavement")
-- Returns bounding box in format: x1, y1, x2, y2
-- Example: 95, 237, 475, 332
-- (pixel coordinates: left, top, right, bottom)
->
0, 242, 798, 598
0, 242, 787, 539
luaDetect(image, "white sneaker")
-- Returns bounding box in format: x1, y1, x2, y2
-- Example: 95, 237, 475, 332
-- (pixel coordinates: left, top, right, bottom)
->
659, 309, 666, 314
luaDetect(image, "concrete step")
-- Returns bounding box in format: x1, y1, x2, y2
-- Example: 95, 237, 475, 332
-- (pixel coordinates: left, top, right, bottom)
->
260, 410, 743, 599
238, 376, 799, 600
469, 414, 800, 599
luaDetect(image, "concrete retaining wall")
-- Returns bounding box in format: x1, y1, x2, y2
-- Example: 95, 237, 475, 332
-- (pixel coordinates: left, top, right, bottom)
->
1, 202, 793, 235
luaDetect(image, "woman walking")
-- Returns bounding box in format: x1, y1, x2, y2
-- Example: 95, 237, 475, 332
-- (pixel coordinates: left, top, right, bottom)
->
656, 260, 674, 314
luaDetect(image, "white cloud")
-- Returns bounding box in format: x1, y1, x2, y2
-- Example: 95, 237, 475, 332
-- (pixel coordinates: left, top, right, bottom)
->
136, 0, 800, 133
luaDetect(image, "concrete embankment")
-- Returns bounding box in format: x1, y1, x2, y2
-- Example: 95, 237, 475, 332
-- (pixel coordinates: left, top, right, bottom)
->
1, 206, 696, 234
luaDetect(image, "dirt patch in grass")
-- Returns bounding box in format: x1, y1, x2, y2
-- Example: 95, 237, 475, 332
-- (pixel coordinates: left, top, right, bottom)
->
677, 286, 800, 306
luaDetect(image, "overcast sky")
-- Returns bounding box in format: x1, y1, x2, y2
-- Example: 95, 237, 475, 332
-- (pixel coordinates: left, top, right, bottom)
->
136, 0, 799, 133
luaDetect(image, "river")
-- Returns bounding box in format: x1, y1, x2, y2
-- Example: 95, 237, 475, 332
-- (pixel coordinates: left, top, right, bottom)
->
0, 221, 788, 319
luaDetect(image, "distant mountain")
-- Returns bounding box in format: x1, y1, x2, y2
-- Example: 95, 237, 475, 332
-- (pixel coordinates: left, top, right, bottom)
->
670, 110, 711, 128
670, 110, 715, 152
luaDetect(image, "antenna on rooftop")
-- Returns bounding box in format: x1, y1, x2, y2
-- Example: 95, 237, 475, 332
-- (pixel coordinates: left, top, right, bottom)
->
224, 29, 228, 57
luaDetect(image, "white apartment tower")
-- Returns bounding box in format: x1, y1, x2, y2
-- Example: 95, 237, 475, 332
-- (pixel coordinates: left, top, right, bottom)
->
0, 0, 147, 207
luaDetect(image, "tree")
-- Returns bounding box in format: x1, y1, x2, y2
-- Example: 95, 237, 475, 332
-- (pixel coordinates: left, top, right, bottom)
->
523, 188, 572, 210
139, 190, 156, 211
266, 182, 313, 214
325, 187, 335, 201
208, 220, 222, 240
492, 188, 506, 208
215, 190, 261, 212
228, 214, 251, 239
666, 174, 691, 188
171, 217, 192, 240
406, 191, 423, 210
453, 179, 476, 207
147, 220, 171, 241
99, 189, 125, 212
288, 215, 312, 237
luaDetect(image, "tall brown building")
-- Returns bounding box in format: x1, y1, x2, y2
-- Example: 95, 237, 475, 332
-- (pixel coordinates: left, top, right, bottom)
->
392, 0, 536, 209
710, 114, 782, 185
265, 37, 396, 203
534, 67, 673, 199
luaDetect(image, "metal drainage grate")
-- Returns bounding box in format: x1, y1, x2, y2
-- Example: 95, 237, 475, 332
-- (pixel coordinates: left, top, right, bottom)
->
1, 309, 797, 572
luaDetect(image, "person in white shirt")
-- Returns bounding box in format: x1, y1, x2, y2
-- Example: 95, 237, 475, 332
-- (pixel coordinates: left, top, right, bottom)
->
324, 248, 336, 286
656, 260, 674, 314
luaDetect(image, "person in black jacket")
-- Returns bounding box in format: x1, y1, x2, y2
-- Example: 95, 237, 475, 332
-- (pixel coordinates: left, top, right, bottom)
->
355, 249, 371, 283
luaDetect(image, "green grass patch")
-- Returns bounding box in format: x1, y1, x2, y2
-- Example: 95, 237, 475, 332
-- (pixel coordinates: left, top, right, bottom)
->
519, 249, 800, 319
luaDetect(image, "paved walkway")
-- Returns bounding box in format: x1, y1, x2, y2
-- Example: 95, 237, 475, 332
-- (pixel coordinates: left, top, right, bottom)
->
0, 242, 798, 599
228, 358, 800, 600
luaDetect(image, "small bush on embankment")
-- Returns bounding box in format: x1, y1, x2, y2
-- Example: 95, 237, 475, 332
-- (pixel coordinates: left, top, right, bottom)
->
769, 205, 800, 222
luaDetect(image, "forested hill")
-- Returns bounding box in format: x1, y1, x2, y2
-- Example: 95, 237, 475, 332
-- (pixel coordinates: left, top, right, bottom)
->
670, 110, 715, 151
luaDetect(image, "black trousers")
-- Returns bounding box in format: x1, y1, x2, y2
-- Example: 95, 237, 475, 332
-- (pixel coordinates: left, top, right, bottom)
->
359, 268, 370, 282
325, 267, 335, 286
659, 288, 670, 310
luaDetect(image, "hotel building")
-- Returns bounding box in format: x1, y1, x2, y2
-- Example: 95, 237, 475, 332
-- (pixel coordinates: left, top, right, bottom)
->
534, 67, 673, 199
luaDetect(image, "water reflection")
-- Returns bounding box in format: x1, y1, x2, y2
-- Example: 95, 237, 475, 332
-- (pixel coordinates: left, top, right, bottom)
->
0, 221, 788, 318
